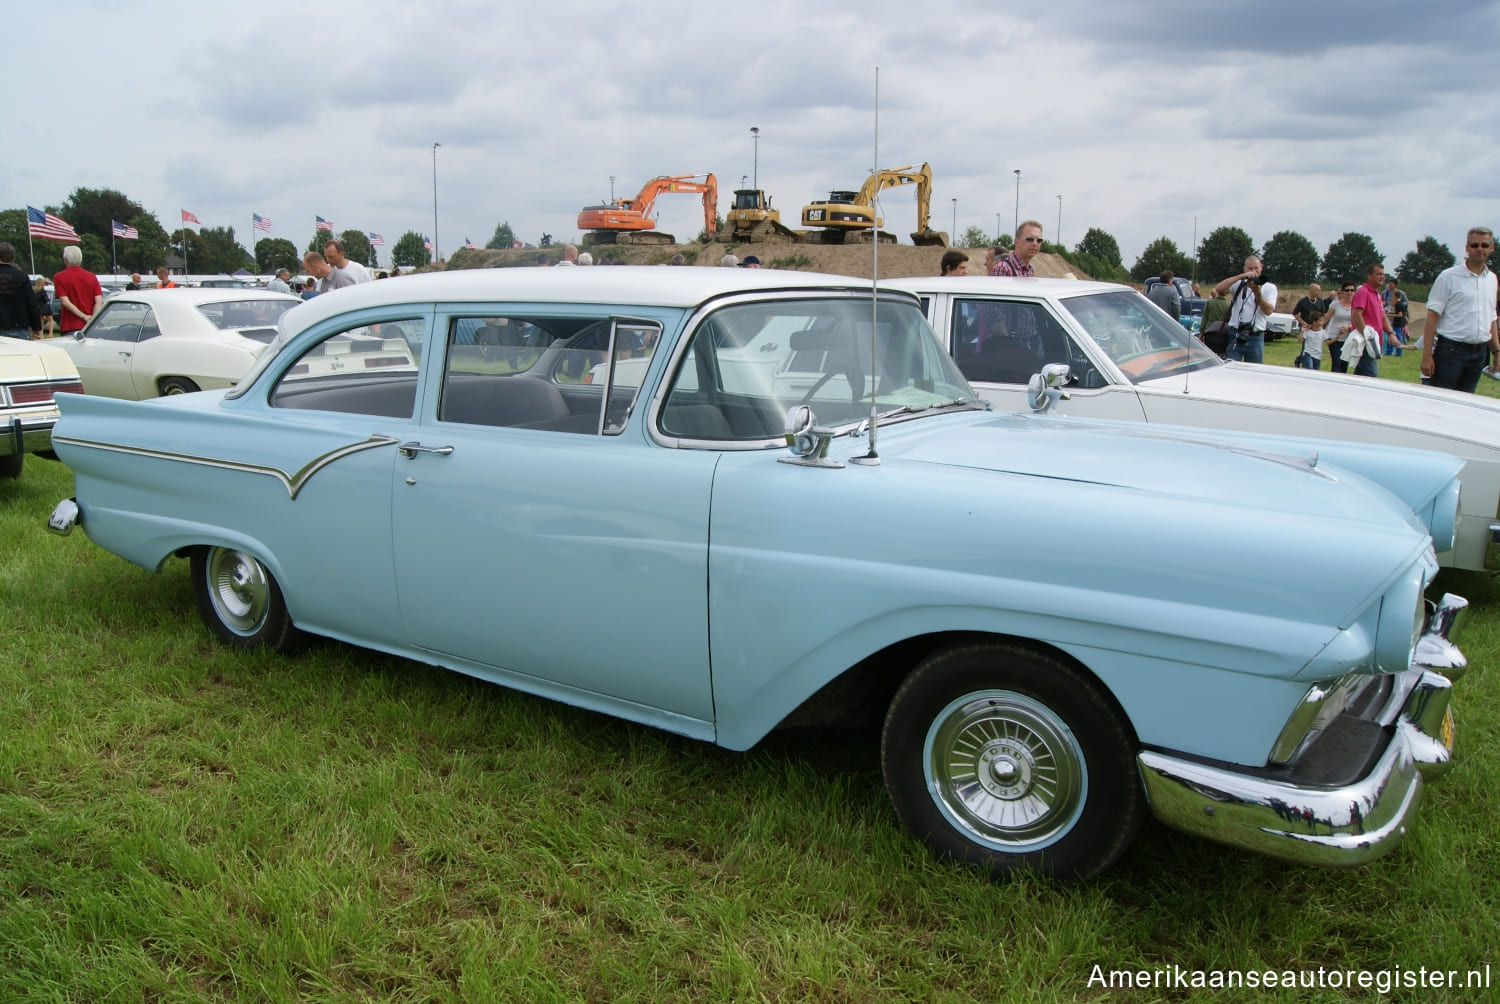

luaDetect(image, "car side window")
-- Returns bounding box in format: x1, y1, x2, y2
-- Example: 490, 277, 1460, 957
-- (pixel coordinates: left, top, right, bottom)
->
89, 301, 148, 343
267, 318, 424, 418
950, 298, 1100, 387
438, 315, 660, 435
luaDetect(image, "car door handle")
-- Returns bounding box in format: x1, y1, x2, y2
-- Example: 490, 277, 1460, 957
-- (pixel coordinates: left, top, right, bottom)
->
396, 441, 454, 459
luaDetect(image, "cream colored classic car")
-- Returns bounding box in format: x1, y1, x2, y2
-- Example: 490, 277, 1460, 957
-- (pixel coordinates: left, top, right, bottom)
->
0, 336, 83, 478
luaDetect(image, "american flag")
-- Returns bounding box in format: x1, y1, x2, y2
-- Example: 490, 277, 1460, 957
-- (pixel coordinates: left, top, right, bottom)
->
111, 220, 139, 240
181, 209, 201, 225
368, 232, 385, 246
27, 206, 80, 242
252, 213, 272, 232
315, 216, 334, 232
422, 237, 434, 251
464, 237, 480, 249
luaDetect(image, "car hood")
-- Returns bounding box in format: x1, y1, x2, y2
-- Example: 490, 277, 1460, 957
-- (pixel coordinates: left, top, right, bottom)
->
1145, 363, 1500, 454
1, 337, 81, 380
878, 411, 1452, 537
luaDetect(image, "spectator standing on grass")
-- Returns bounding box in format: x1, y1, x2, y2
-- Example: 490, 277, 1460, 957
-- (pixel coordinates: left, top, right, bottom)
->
1147, 270, 1181, 318
940, 250, 969, 276
1421, 227, 1500, 393
267, 268, 293, 294
1292, 283, 1326, 332
576, 252, 594, 266
33, 278, 55, 336
1321, 283, 1357, 373
719, 253, 738, 267
1347, 263, 1391, 378
1382, 277, 1409, 355
155, 265, 177, 289
299, 280, 318, 301
1213, 255, 1276, 363
54, 245, 102, 335
125, 272, 142, 290
304, 251, 353, 294
324, 239, 371, 284
555, 245, 579, 266
0, 243, 42, 340
989, 221, 1043, 277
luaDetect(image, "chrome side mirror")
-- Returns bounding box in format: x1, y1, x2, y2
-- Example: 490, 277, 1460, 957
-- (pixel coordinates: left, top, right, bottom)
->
1026, 364, 1072, 414
779, 405, 843, 469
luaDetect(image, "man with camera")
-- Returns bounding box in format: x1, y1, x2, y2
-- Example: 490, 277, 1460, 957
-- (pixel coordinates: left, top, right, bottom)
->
1212, 256, 1277, 363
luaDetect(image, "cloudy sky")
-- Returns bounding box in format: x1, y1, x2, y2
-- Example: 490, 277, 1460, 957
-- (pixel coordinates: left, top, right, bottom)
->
7, 1, 1497, 273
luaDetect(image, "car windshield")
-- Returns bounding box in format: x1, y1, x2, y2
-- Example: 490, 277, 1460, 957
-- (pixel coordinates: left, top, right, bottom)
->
1059, 290, 1220, 383
196, 299, 298, 342
659, 296, 978, 440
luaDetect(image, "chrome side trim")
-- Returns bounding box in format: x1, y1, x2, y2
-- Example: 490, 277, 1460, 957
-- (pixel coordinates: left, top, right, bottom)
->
1140, 669, 1454, 867
51, 434, 400, 501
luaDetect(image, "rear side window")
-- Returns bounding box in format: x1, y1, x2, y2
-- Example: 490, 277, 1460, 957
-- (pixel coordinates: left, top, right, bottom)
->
268, 319, 423, 418
196, 299, 298, 342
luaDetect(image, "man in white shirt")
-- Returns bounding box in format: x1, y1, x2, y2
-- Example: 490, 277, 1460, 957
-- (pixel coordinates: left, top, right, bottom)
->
1422, 227, 1500, 393
323, 239, 372, 284
1212, 255, 1277, 364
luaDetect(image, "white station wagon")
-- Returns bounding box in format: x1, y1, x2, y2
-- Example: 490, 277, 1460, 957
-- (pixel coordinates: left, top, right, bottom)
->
889, 276, 1500, 571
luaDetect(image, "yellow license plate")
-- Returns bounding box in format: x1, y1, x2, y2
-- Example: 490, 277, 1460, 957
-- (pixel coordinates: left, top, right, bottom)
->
1441, 707, 1455, 752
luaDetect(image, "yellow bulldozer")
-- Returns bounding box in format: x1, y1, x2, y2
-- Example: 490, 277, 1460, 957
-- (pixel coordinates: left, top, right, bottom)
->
720, 188, 801, 243
799, 163, 949, 246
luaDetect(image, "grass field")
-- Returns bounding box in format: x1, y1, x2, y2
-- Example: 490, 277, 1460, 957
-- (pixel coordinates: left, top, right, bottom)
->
2, 354, 1498, 1001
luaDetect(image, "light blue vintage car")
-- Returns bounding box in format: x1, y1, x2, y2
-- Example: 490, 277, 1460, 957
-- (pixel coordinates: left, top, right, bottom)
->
48, 268, 1470, 879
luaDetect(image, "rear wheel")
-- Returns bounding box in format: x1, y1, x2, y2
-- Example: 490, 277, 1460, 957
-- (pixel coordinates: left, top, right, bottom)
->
191, 546, 303, 652
881, 642, 1143, 880
159, 376, 200, 396
0, 452, 21, 479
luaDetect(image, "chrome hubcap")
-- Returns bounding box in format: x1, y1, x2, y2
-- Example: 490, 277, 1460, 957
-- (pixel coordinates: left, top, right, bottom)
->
206, 547, 269, 636
924, 690, 1087, 851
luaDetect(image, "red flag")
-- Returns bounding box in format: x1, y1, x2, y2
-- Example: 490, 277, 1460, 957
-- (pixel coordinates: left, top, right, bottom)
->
181, 209, 201, 225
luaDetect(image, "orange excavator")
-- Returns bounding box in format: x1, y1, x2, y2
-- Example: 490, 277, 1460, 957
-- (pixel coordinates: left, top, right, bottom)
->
577, 174, 717, 246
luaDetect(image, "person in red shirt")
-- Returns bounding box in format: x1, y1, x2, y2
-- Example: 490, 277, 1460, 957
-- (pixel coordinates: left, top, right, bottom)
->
52, 245, 102, 334
1348, 262, 1392, 378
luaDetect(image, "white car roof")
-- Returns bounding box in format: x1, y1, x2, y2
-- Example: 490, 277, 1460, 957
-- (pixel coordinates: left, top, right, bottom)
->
281, 266, 894, 336
884, 275, 1130, 298
97, 288, 301, 327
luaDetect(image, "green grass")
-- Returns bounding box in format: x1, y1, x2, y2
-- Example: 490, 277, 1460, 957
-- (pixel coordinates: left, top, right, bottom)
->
3, 421, 1499, 1001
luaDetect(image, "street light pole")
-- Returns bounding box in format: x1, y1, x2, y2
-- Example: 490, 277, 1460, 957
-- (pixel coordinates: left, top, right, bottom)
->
951, 198, 957, 241
610, 176, 615, 202
995, 213, 1001, 244
1056, 195, 1062, 248
431, 142, 441, 263
750, 126, 759, 191
1012, 169, 1021, 238
1192, 216, 1198, 281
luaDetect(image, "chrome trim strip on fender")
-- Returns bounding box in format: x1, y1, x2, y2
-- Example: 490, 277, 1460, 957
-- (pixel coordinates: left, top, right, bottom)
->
51, 434, 400, 501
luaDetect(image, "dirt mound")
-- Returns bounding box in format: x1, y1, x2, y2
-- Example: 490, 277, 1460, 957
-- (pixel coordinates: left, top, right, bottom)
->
444, 243, 1084, 281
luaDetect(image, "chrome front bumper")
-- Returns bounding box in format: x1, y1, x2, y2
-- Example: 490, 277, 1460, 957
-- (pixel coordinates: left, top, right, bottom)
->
1139, 595, 1467, 868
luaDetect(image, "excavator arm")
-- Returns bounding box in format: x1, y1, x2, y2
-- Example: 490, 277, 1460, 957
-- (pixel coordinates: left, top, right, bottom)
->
578, 174, 717, 243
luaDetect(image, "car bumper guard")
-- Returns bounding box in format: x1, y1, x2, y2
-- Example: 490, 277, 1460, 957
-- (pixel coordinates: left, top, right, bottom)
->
1139, 594, 1467, 867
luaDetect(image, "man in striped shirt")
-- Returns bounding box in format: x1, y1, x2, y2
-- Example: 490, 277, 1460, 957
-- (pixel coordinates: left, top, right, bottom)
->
989, 220, 1043, 277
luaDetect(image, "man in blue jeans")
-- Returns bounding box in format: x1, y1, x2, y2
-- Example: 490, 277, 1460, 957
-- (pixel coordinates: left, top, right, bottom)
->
1213, 255, 1277, 363
1421, 227, 1500, 393
0, 243, 41, 339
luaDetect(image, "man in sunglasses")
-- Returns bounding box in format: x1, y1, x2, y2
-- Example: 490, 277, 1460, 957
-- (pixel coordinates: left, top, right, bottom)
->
1421, 227, 1500, 393
988, 221, 1044, 277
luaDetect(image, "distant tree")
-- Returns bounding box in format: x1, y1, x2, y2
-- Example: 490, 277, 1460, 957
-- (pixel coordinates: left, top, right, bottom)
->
170, 228, 210, 272
486, 221, 517, 250
392, 231, 431, 268
1196, 226, 1255, 283
0, 208, 60, 275
1397, 236, 1455, 285
79, 233, 110, 274
199, 226, 252, 273
959, 226, 991, 249
1320, 232, 1382, 285
255, 237, 300, 275
307, 229, 347, 255
336, 229, 373, 267
59, 187, 146, 250
1130, 236, 1194, 282
1258, 230, 1320, 285
119, 213, 170, 275
1074, 227, 1122, 267
1063, 251, 1128, 283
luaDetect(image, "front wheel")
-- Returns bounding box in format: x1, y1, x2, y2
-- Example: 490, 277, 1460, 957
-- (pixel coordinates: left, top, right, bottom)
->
191, 546, 303, 652
881, 642, 1144, 880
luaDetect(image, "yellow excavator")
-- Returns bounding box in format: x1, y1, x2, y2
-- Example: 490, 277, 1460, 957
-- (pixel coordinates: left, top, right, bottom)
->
799, 163, 949, 246
720, 188, 800, 243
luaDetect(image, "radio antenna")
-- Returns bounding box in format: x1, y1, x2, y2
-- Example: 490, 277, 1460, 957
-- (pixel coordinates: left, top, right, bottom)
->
852, 66, 882, 466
